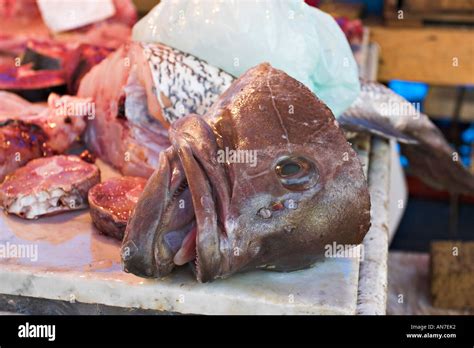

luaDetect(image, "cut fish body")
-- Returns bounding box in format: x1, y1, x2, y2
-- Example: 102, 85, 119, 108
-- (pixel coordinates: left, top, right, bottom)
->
78, 42, 234, 177
0, 38, 114, 97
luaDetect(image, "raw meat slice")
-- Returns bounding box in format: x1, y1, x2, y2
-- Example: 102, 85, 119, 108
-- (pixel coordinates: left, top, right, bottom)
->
88, 176, 146, 240
0, 0, 136, 32
0, 0, 137, 97
0, 155, 100, 219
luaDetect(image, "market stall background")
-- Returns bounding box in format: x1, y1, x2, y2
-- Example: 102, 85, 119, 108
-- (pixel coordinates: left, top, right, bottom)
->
0, 0, 472, 315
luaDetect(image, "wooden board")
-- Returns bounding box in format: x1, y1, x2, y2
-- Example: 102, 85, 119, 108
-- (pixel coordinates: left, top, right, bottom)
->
404, 0, 474, 12
424, 86, 474, 122
387, 251, 474, 315
369, 26, 474, 86
383, 0, 474, 26
319, 2, 363, 20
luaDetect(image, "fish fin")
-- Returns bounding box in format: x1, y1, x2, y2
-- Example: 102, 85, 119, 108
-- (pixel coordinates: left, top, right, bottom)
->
399, 116, 474, 195
342, 81, 474, 194
340, 80, 420, 144
338, 112, 418, 144
401, 143, 474, 195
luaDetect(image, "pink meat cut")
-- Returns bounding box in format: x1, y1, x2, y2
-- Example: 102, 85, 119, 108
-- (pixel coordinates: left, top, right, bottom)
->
88, 176, 147, 240
0, 0, 137, 32
0, 155, 100, 219
0, 38, 115, 96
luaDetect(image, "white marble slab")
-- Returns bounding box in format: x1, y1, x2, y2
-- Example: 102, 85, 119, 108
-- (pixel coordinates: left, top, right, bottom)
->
0, 160, 361, 315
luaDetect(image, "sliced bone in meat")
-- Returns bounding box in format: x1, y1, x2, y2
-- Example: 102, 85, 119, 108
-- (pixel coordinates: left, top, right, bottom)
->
0, 155, 100, 219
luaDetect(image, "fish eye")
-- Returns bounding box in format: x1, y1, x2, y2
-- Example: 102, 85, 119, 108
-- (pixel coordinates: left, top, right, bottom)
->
275, 156, 319, 191
278, 162, 301, 176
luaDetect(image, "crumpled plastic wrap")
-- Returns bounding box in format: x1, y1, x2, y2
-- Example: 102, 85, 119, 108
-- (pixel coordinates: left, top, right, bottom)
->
133, 0, 360, 117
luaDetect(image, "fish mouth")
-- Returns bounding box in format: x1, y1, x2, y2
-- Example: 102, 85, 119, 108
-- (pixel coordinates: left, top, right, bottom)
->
121, 148, 194, 278
122, 115, 231, 282
169, 115, 232, 282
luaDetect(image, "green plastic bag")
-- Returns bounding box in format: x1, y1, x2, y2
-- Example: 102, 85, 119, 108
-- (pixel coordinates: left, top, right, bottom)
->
133, 0, 360, 117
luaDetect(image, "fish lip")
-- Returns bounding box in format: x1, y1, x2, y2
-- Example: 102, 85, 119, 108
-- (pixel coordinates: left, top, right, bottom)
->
178, 144, 227, 282
170, 116, 232, 282
166, 148, 230, 281
120, 151, 172, 278
149, 153, 196, 273
195, 162, 231, 282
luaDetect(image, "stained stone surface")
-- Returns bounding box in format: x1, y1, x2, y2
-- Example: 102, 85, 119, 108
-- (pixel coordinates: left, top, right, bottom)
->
0, 160, 363, 315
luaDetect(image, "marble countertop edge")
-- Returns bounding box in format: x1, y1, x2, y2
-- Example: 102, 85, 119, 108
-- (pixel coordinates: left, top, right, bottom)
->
0, 265, 356, 315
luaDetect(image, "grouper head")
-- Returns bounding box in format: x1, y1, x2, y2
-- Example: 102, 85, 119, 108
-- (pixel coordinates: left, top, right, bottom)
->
121, 63, 371, 282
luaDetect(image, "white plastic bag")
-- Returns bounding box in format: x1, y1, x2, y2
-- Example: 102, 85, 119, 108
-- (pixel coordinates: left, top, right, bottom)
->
133, 0, 360, 117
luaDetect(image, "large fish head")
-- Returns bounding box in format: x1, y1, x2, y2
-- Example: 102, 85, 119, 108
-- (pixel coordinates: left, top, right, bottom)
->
122, 63, 371, 282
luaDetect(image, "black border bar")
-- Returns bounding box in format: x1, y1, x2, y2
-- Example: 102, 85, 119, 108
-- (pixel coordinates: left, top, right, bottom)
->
0, 315, 473, 346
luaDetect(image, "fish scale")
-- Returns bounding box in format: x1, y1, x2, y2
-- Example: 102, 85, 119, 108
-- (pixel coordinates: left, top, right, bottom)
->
142, 43, 234, 124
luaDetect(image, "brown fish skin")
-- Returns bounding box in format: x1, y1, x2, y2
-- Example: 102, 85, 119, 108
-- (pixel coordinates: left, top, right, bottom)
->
122, 63, 371, 282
